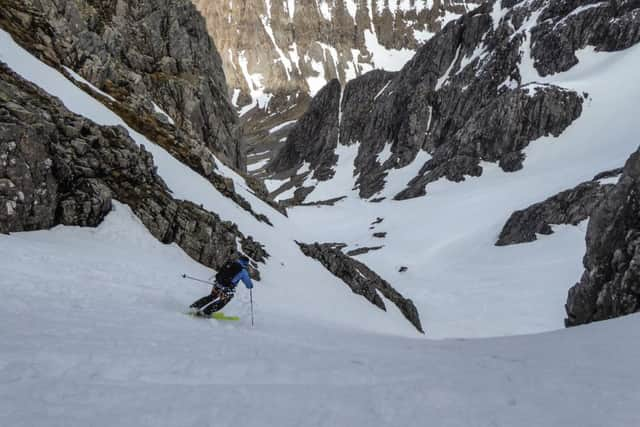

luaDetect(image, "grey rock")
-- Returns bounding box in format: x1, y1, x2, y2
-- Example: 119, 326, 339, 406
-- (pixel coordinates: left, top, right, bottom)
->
268, 79, 342, 184
58, 178, 113, 227
0, 0, 282, 224
593, 168, 624, 181
297, 241, 424, 333
0, 0, 241, 168
345, 246, 384, 257
532, 0, 640, 76
566, 147, 640, 327
0, 64, 267, 274
269, 0, 640, 203
496, 179, 615, 246
371, 217, 384, 225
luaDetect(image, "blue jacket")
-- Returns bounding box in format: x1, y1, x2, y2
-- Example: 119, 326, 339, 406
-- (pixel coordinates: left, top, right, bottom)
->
230, 258, 254, 289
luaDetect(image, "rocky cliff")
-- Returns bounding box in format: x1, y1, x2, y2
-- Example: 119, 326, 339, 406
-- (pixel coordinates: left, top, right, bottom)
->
496, 169, 622, 246
0, 0, 243, 171
268, 0, 640, 204
566, 149, 640, 327
0, 0, 286, 222
0, 64, 267, 272
192, 0, 479, 173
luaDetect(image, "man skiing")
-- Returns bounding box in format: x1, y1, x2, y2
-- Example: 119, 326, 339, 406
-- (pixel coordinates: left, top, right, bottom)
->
189, 256, 254, 316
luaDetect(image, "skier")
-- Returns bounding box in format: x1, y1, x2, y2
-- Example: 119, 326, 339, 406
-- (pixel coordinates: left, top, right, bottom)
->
189, 256, 254, 316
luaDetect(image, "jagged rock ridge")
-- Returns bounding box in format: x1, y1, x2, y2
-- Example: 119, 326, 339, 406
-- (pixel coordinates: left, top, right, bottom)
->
496, 170, 622, 246
566, 149, 640, 327
269, 0, 640, 204
192, 0, 479, 173
0, 0, 285, 223
298, 241, 423, 332
0, 64, 267, 273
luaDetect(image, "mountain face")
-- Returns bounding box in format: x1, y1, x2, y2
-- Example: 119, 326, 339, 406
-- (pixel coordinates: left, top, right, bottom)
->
566, 149, 640, 327
0, 63, 267, 272
192, 0, 479, 172
0, 0, 243, 170
0, 0, 273, 274
2, 0, 640, 336
0, 0, 287, 223
268, 0, 640, 203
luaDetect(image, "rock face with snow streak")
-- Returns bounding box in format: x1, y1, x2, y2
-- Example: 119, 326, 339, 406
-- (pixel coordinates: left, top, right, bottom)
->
565, 149, 640, 327
0, 0, 288, 223
298, 241, 423, 332
193, 0, 476, 111
268, 0, 640, 203
0, 0, 243, 171
192, 0, 478, 173
0, 64, 267, 271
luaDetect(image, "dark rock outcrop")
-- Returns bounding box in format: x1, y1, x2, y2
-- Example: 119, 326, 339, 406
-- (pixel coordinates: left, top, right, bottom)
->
269, 0, 640, 203
268, 79, 342, 185
193, 0, 481, 175
297, 242, 423, 333
345, 246, 384, 257
0, 0, 281, 224
496, 178, 617, 246
0, 0, 242, 169
0, 64, 267, 272
566, 148, 640, 327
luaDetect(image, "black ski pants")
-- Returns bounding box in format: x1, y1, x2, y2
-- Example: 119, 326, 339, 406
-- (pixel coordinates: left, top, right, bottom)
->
190, 286, 235, 315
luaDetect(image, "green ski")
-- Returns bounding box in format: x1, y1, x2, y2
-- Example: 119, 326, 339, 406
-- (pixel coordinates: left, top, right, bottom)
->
211, 312, 240, 321
186, 311, 240, 321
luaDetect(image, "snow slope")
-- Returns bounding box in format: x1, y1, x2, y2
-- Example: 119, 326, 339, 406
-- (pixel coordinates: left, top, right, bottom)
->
0, 29, 415, 336
2, 15, 640, 339
287, 43, 640, 337
1, 204, 640, 427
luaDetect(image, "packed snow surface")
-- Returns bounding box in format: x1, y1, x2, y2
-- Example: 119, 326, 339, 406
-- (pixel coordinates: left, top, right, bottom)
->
1, 205, 639, 427
0, 29, 414, 337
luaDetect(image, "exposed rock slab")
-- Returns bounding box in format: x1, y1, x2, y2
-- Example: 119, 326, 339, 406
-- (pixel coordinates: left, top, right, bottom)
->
297, 242, 424, 333
270, 0, 640, 204
0, 64, 267, 274
566, 148, 640, 327
496, 176, 618, 246
0, 0, 284, 224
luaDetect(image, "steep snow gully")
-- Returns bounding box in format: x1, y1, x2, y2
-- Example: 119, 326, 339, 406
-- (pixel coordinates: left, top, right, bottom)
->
2, 3, 640, 426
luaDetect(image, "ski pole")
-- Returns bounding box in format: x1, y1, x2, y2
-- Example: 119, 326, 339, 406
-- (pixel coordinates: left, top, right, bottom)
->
250, 288, 254, 328
181, 274, 214, 286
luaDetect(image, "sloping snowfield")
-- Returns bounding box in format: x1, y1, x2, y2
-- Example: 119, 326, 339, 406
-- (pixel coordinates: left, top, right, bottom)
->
0, 29, 415, 337
1, 204, 639, 427
288, 43, 640, 337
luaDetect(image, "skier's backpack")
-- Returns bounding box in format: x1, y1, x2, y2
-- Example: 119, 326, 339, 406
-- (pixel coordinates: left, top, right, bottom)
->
215, 260, 243, 286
